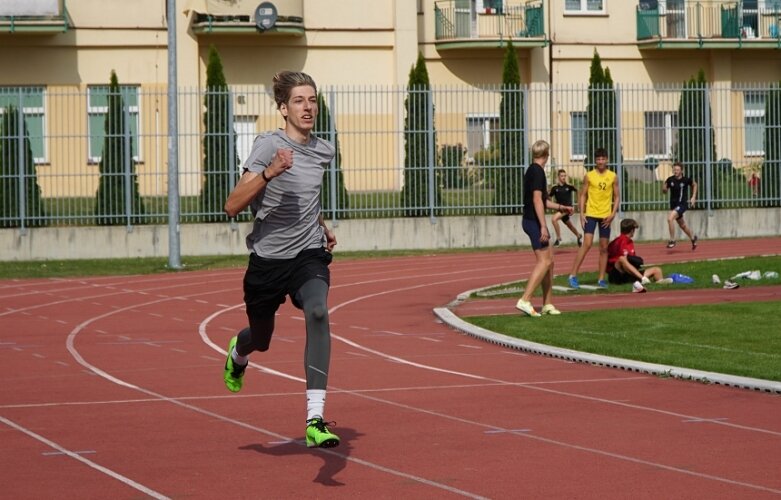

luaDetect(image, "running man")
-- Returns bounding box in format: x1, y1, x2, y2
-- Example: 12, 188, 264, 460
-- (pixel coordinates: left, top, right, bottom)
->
223, 71, 340, 448
662, 161, 698, 250
516, 140, 574, 317
549, 169, 582, 247
567, 147, 620, 289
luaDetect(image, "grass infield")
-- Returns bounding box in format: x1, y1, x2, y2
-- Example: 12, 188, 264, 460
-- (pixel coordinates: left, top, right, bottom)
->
465, 255, 781, 382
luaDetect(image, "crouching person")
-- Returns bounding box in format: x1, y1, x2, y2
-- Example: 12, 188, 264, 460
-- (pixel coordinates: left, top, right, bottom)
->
607, 219, 664, 292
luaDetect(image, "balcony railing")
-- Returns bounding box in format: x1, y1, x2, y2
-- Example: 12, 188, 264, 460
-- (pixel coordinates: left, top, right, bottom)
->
0, 0, 71, 34
637, 0, 781, 47
434, 0, 546, 48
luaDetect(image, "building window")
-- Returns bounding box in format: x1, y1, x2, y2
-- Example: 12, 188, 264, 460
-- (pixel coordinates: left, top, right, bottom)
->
466, 114, 499, 161
88, 85, 140, 163
644, 111, 678, 158
571, 112, 587, 160
565, 0, 605, 14
744, 92, 765, 156
0, 87, 46, 163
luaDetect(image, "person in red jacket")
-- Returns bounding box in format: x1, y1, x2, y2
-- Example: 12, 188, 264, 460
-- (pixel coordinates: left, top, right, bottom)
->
607, 219, 665, 292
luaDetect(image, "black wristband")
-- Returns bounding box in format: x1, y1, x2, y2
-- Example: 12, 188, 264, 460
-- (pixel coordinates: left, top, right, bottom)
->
262, 170, 271, 182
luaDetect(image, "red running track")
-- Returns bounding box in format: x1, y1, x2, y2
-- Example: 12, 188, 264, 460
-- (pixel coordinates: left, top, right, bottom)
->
1, 237, 780, 499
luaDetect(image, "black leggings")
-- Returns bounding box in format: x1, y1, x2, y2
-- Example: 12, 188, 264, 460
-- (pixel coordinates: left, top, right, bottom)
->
236, 278, 331, 390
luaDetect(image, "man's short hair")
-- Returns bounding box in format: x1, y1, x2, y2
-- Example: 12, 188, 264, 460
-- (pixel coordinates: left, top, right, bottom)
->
558, 169, 566, 175
531, 140, 550, 159
620, 218, 639, 234
594, 147, 608, 158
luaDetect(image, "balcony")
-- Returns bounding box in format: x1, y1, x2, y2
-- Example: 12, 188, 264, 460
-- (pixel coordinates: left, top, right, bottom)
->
0, 0, 71, 34
434, 0, 547, 50
187, 0, 304, 36
637, 0, 781, 48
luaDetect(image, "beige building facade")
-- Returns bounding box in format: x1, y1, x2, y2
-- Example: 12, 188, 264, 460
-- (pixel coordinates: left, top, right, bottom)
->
1, 0, 780, 197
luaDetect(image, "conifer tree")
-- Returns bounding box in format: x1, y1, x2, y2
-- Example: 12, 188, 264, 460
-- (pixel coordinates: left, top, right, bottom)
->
586, 50, 617, 166
95, 70, 144, 225
0, 105, 46, 227
497, 39, 524, 214
402, 52, 440, 217
313, 92, 350, 219
674, 69, 716, 204
201, 45, 238, 221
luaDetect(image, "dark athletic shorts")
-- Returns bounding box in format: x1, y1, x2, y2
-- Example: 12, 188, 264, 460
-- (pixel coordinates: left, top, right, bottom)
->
560, 214, 571, 223
522, 218, 549, 250
671, 202, 688, 219
608, 267, 633, 285
243, 247, 332, 317
584, 216, 611, 239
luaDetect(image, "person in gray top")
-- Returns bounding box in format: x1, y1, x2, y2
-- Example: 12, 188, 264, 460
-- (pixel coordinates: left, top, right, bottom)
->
222, 71, 340, 448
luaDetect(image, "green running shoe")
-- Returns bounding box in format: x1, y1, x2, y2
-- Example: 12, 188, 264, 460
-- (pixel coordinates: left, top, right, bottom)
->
223, 336, 247, 393
305, 418, 340, 448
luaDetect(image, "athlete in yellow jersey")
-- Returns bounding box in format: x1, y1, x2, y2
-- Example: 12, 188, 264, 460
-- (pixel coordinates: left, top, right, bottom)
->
568, 148, 620, 289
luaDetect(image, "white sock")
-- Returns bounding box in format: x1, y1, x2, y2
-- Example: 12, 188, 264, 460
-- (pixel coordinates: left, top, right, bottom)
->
306, 389, 326, 421
231, 349, 248, 366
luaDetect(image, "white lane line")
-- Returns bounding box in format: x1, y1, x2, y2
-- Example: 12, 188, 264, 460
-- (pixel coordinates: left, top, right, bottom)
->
64, 295, 487, 500
42, 450, 96, 456
0, 415, 169, 500
196, 302, 781, 495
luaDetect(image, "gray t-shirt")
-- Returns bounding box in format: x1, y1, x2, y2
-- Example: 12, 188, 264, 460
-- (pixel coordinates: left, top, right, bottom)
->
243, 129, 335, 259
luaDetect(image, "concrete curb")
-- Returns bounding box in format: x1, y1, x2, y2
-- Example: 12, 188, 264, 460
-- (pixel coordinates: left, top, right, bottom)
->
433, 306, 781, 395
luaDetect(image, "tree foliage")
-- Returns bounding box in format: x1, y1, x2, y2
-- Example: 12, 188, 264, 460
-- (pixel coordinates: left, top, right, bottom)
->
402, 52, 440, 217
95, 70, 144, 225
313, 92, 350, 219
0, 105, 46, 227
201, 45, 238, 221
674, 69, 716, 203
586, 50, 618, 167
763, 81, 781, 205
497, 39, 524, 214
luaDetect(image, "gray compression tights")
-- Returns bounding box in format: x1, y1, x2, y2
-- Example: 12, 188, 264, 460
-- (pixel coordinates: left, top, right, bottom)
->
236, 278, 331, 390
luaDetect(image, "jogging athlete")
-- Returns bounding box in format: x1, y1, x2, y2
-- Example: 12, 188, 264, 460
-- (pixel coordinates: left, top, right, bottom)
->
663, 161, 698, 250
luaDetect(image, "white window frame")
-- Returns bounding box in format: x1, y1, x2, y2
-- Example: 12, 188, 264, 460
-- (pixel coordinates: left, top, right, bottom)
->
465, 113, 499, 161
0, 86, 47, 164
744, 91, 765, 157
564, 0, 606, 15
644, 111, 678, 159
87, 85, 141, 163
570, 111, 587, 160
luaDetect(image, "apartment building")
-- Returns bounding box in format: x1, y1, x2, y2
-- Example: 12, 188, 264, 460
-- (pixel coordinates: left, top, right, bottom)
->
1, 0, 779, 198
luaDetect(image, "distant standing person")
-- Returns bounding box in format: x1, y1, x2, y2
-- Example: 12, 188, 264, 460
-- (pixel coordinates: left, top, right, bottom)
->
549, 169, 582, 247
516, 140, 574, 317
568, 147, 620, 289
222, 71, 340, 448
663, 161, 698, 250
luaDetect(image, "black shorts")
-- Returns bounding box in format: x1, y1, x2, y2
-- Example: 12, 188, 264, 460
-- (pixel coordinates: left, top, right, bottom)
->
671, 203, 688, 219
522, 218, 549, 250
608, 267, 633, 285
560, 214, 571, 223
243, 247, 332, 317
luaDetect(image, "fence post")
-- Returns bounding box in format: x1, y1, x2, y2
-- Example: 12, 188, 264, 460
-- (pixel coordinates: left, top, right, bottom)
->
427, 86, 437, 224
328, 91, 339, 227
615, 84, 624, 217
227, 89, 236, 192
16, 90, 26, 235
123, 92, 133, 231
705, 83, 713, 215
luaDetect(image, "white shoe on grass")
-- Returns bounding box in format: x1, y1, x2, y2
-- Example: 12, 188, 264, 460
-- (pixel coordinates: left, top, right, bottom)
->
515, 299, 541, 317
541, 304, 561, 315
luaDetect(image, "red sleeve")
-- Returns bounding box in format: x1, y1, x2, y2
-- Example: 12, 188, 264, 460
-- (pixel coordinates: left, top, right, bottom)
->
607, 235, 635, 270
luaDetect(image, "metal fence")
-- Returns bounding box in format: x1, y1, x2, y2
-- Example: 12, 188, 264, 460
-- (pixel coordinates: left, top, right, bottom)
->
1, 82, 780, 229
